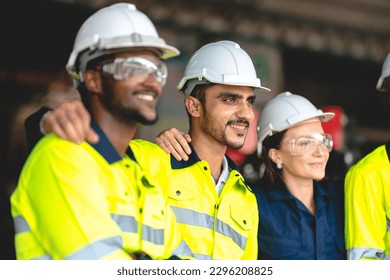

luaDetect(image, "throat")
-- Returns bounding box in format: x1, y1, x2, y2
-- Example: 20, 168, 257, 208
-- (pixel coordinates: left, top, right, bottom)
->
212, 168, 222, 183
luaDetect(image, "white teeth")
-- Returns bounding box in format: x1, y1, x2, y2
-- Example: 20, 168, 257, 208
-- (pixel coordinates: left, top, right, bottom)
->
231, 124, 246, 130
137, 94, 154, 101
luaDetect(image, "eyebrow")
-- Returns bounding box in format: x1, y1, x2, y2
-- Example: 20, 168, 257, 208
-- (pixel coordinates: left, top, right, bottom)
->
217, 91, 256, 101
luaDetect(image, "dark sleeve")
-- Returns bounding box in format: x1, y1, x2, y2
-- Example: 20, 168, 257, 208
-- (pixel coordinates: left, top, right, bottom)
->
24, 107, 52, 153
166, 255, 182, 260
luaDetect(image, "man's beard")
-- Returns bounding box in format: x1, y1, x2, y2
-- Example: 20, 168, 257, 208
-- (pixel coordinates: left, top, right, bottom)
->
101, 81, 158, 125
106, 102, 159, 125
202, 107, 246, 150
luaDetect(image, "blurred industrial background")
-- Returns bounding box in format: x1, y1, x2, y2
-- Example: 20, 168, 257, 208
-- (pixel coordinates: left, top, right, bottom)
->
1, 0, 389, 259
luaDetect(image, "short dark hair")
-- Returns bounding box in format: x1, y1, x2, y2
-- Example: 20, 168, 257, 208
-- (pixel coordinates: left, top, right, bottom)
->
186, 83, 214, 127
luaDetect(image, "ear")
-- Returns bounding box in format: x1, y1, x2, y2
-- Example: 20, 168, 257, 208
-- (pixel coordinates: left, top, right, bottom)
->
83, 70, 103, 94
185, 96, 202, 117
269, 148, 282, 165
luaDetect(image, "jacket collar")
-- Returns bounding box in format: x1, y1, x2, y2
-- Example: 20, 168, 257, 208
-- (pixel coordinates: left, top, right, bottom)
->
170, 142, 239, 172
267, 179, 336, 214
89, 121, 137, 164
267, 179, 335, 202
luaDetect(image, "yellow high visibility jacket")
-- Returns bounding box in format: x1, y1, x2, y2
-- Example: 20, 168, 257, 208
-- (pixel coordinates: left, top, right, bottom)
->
11, 126, 191, 260
131, 140, 259, 260
345, 142, 390, 260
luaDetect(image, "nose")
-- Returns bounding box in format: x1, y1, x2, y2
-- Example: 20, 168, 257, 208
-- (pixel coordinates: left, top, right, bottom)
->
236, 102, 254, 121
142, 72, 163, 92
313, 142, 327, 156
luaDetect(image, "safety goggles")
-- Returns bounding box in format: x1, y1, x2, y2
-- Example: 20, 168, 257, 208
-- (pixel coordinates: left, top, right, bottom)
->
287, 133, 333, 156
100, 57, 167, 86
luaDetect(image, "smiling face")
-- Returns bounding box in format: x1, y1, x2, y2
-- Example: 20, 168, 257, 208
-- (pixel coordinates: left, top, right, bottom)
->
98, 49, 164, 125
270, 118, 330, 184
194, 84, 256, 149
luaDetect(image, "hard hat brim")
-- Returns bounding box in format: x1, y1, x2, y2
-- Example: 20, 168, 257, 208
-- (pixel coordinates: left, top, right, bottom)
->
376, 70, 390, 92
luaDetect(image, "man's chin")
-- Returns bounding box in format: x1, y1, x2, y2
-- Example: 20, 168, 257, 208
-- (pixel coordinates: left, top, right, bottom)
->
227, 142, 244, 150
125, 111, 158, 125
141, 120, 158, 125
139, 116, 158, 125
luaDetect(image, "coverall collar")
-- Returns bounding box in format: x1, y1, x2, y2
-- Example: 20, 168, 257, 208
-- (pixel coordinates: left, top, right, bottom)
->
267, 179, 336, 203
170, 142, 240, 172
89, 121, 137, 164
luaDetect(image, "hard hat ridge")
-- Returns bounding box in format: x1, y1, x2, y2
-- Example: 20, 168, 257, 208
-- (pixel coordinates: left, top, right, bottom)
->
377, 53, 390, 92
66, 3, 180, 81
177, 40, 270, 96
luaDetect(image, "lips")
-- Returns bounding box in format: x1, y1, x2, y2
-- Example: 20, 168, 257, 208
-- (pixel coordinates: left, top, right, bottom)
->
309, 162, 325, 168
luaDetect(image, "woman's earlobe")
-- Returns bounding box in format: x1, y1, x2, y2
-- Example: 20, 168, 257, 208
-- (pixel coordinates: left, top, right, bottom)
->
269, 148, 281, 165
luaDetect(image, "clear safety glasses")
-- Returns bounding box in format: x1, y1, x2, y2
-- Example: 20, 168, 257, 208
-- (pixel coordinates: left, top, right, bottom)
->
288, 133, 333, 156
100, 57, 167, 86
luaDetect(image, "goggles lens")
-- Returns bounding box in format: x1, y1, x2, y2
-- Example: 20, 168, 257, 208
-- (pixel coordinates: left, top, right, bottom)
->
101, 57, 167, 86
289, 133, 333, 156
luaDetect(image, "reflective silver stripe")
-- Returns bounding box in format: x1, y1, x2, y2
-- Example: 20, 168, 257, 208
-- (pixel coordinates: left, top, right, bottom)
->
142, 224, 164, 245
192, 253, 213, 260
171, 206, 214, 228
32, 254, 52, 260
171, 240, 199, 259
216, 219, 247, 250
13, 215, 30, 234
111, 214, 138, 233
348, 248, 386, 260
348, 219, 390, 259
112, 213, 166, 246
171, 206, 247, 251
66, 236, 123, 260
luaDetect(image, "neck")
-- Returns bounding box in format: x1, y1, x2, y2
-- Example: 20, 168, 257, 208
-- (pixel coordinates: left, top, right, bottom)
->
189, 129, 227, 182
283, 175, 316, 214
93, 111, 138, 157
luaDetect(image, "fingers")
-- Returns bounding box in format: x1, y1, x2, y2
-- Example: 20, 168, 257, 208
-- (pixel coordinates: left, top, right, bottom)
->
43, 99, 92, 144
72, 100, 99, 144
183, 133, 192, 143
155, 128, 192, 161
175, 133, 192, 157
61, 99, 99, 144
86, 129, 99, 144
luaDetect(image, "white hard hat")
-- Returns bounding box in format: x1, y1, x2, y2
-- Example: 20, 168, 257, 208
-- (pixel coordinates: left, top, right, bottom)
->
377, 53, 390, 92
257, 91, 334, 156
66, 3, 180, 80
177, 40, 270, 96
